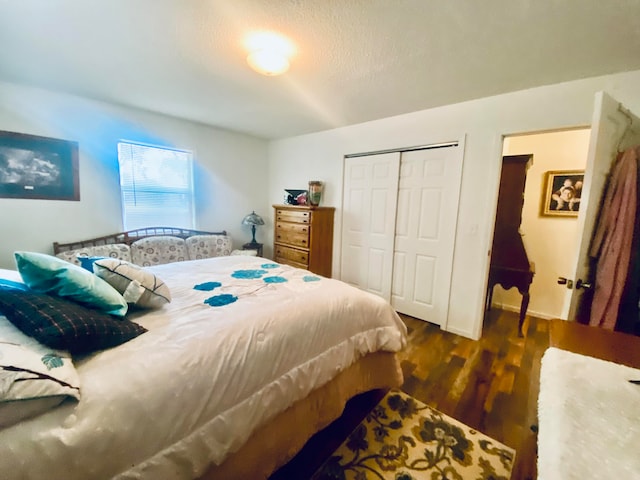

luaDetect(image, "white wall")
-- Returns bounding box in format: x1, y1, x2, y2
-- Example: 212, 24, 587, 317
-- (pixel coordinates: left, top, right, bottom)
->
0, 81, 268, 269
495, 129, 590, 319
267, 69, 640, 339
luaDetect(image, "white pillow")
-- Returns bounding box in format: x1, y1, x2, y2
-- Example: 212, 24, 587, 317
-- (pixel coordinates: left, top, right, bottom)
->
230, 249, 258, 256
93, 258, 171, 309
0, 316, 80, 428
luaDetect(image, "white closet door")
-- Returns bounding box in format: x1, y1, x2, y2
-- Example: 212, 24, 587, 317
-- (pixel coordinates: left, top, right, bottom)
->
341, 152, 400, 300
391, 146, 463, 326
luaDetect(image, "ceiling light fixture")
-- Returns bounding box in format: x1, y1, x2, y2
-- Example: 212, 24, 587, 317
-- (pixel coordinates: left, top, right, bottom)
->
245, 31, 295, 76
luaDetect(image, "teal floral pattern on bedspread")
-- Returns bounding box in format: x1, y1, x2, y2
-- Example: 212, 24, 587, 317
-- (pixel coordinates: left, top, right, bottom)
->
194, 281, 222, 291
231, 269, 267, 279
193, 261, 323, 307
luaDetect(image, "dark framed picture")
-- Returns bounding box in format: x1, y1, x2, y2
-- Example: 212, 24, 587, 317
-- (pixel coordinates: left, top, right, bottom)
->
0, 130, 79, 201
541, 170, 584, 217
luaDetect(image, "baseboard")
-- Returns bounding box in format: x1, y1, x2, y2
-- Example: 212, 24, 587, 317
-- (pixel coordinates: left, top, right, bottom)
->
491, 302, 555, 320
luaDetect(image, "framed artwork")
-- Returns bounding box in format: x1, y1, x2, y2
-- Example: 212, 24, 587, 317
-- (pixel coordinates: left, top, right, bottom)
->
541, 170, 584, 217
0, 130, 79, 201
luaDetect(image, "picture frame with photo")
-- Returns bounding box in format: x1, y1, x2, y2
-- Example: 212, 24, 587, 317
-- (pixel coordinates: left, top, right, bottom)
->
541, 170, 584, 217
0, 130, 79, 201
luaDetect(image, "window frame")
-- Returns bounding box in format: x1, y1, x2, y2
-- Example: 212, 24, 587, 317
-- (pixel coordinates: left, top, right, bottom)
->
117, 141, 196, 231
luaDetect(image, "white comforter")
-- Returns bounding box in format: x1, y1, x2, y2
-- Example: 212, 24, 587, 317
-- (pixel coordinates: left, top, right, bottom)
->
0, 256, 407, 480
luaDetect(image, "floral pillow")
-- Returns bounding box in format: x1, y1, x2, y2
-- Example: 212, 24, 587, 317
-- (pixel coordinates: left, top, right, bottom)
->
0, 315, 80, 428
93, 259, 171, 309
130, 236, 188, 266
55, 244, 132, 266
186, 235, 233, 259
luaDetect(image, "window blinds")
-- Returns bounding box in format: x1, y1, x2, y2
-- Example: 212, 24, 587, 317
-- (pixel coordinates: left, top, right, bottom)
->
117, 142, 195, 230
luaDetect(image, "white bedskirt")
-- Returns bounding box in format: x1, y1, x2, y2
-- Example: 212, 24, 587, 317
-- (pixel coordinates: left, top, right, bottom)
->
538, 347, 640, 479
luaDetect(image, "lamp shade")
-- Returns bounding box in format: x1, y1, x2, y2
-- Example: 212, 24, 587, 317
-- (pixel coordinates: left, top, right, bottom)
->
242, 211, 265, 226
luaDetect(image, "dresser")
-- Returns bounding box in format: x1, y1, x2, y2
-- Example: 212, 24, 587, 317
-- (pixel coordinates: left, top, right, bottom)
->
273, 204, 335, 277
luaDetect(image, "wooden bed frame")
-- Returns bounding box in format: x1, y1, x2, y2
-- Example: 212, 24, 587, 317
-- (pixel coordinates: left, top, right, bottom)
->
52, 227, 227, 255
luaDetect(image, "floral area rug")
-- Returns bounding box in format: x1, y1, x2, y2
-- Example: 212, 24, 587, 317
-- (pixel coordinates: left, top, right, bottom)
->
312, 390, 515, 480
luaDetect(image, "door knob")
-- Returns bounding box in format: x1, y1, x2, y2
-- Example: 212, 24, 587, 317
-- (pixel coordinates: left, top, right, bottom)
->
576, 279, 592, 290
557, 277, 573, 289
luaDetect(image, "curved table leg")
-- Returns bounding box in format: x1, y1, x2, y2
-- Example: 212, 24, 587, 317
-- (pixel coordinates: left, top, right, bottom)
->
518, 291, 530, 337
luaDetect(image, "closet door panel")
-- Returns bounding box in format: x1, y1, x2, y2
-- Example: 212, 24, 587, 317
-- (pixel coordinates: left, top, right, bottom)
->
418, 188, 441, 239
341, 152, 400, 300
367, 248, 387, 295
341, 187, 366, 286
414, 254, 436, 305
391, 146, 463, 326
392, 251, 407, 298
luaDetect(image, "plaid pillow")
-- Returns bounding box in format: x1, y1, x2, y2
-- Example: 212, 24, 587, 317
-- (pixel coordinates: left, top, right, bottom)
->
0, 289, 146, 354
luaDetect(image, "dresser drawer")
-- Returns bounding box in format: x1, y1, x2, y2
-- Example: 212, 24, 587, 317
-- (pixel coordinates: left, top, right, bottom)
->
275, 209, 310, 224
274, 245, 309, 266
275, 256, 308, 270
276, 221, 309, 235
275, 229, 309, 248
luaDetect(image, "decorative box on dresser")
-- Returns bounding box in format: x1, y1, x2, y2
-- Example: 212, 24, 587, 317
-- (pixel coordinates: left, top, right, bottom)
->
273, 204, 335, 277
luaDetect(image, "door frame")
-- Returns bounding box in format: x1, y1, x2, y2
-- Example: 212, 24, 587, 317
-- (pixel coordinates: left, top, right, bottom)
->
479, 92, 640, 336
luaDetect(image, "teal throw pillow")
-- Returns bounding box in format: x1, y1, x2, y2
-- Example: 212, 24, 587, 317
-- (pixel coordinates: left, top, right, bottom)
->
0, 278, 29, 291
14, 251, 128, 317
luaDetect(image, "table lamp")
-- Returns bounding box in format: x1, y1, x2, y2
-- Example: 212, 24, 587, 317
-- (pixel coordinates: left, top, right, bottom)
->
242, 211, 265, 243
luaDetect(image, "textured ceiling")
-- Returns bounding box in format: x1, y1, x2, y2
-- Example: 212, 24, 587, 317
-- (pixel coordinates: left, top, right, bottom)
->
1, 0, 639, 139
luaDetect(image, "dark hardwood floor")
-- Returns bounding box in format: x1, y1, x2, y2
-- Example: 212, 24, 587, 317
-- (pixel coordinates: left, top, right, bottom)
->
271, 308, 549, 480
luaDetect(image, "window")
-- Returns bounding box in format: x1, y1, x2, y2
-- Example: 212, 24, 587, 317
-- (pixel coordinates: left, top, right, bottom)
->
117, 142, 195, 230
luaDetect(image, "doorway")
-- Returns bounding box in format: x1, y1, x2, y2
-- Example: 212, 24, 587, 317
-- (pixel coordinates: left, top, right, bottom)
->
489, 128, 591, 319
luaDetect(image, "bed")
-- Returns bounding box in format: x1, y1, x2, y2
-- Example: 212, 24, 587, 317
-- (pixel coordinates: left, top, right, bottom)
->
0, 236, 407, 479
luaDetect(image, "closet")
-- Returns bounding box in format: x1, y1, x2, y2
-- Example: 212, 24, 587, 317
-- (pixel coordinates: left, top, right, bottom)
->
340, 141, 464, 328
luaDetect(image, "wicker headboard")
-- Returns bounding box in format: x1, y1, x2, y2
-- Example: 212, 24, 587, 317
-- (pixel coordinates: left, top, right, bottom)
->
53, 227, 227, 255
